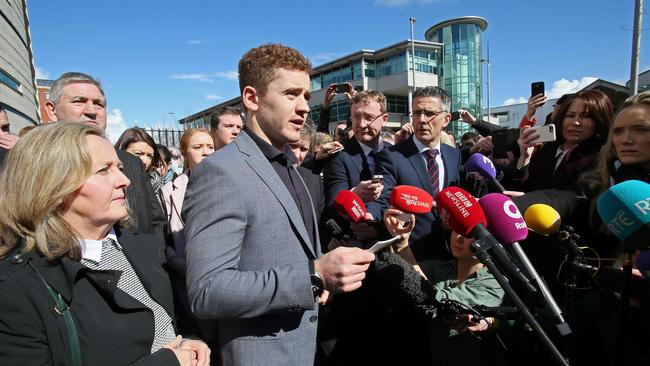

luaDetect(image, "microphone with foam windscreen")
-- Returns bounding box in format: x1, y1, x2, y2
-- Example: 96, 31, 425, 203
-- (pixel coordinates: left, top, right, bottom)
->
524, 204, 561, 235
436, 187, 569, 365
435, 187, 536, 294
480, 193, 571, 336
464, 153, 505, 194
596, 180, 650, 251
596, 180, 650, 363
389, 185, 434, 214
334, 189, 367, 223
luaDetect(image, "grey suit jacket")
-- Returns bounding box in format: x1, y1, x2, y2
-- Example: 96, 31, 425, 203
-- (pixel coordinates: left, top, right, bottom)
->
183, 131, 321, 366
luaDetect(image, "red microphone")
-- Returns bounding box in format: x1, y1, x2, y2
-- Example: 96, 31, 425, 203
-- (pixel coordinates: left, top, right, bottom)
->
434, 186, 486, 236
390, 185, 433, 214
334, 190, 367, 223
435, 186, 536, 294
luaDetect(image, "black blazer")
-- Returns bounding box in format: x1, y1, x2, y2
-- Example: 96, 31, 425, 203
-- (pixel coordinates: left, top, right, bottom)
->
523, 137, 602, 192
0, 229, 178, 366
117, 150, 166, 241
323, 137, 375, 209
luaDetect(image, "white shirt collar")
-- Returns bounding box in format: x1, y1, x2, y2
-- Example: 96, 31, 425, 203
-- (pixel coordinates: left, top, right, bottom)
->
358, 138, 384, 157
413, 136, 441, 155
80, 228, 121, 263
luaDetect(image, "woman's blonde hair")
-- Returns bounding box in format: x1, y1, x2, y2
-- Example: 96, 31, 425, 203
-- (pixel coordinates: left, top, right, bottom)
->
597, 91, 650, 191
0, 122, 104, 260
586, 91, 650, 225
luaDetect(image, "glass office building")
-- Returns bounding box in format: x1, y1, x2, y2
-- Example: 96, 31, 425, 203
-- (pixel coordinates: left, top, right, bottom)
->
425, 17, 487, 138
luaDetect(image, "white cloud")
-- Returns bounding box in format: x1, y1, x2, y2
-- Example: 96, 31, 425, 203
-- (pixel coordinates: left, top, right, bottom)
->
105, 109, 128, 143
503, 97, 528, 106
170, 71, 238, 82
310, 52, 338, 64
35, 65, 50, 79
187, 40, 210, 46
205, 94, 223, 101
375, 0, 439, 7
546, 77, 598, 98
170, 73, 214, 82
214, 71, 239, 81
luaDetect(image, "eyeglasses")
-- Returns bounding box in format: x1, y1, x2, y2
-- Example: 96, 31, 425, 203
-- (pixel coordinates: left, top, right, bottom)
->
351, 112, 385, 124
411, 110, 445, 120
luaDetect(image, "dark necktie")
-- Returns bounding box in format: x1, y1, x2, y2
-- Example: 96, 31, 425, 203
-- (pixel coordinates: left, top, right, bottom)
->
424, 149, 440, 197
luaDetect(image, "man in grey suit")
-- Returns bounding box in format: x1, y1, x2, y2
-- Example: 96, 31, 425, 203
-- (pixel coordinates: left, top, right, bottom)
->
183, 44, 375, 365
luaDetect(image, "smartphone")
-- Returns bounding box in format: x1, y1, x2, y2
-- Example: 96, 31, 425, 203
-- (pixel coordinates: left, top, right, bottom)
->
353, 85, 364, 92
492, 128, 520, 159
334, 83, 350, 93
372, 175, 383, 184
531, 81, 545, 97
530, 124, 556, 144
450, 111, 460, 121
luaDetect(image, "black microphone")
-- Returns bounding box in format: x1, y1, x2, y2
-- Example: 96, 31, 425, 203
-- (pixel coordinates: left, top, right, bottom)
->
374, 251, 440, 317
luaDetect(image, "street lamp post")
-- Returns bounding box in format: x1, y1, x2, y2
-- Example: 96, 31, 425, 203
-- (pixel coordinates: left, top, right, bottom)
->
168, 112, 175, 128
409, 17, 416, 124
480, 42, 491, 123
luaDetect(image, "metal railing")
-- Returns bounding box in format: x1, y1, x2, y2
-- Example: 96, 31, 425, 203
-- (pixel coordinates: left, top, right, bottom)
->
143, 128, 183, 148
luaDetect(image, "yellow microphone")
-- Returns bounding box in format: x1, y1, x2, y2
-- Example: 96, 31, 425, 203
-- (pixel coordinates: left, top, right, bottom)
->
524, 204, 561, 235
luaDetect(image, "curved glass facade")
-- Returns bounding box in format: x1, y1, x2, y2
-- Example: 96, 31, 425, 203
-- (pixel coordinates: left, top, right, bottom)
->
427, 20, 484, 139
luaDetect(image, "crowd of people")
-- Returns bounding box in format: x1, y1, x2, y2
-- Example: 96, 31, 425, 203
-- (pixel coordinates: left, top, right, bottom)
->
0, 42, 648, 366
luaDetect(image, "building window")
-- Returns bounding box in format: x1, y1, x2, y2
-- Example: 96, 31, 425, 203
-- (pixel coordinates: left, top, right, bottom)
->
376, 52, 407, 77
364, 59, 376, 78
493, 111, 509, 124
44, 92, 50, 100
0, 69, 21, 92
310, 74, 322, 92
309, 104, 322, 124
386, 95, 408, 114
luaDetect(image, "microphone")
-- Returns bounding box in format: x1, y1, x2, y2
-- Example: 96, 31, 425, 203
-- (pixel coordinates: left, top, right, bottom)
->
596, 180, 650, 251
436, 187, 537, 294
479, 193, 572, 336
437, 188, 569, 366
596, 180, 650, 363
325, 219, 345, 240
464, 153, 505, 193
389, 185, 433, 214
334, 189, 367, 223
524, 204, 561, 235
374, 251, 440, 317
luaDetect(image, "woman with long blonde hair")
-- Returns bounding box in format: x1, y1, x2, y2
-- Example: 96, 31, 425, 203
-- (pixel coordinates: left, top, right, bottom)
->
0, 122, 209, 366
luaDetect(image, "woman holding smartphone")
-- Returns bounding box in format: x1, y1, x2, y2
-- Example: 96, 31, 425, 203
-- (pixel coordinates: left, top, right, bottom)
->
515, 90, 613, 192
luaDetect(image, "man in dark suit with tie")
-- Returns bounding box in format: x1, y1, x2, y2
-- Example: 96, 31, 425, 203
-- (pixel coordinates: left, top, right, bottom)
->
323, 91, 390, 241
44, 72, 166, 239
370, 86, 461, 261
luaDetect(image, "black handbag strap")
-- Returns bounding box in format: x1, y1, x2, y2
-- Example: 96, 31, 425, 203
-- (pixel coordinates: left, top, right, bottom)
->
29, 262, 82, 366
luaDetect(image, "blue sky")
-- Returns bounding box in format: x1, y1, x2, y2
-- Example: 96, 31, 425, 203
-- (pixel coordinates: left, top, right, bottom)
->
28, 0, 648, 140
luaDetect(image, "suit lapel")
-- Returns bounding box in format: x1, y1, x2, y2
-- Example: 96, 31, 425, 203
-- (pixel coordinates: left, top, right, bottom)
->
237, 132, 317, 259
347, 138, 366, 180
404, 138, 434, 196
440, 144, 457, 187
